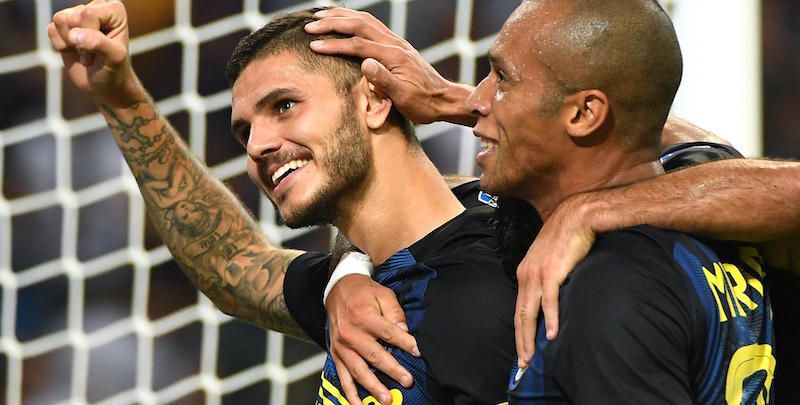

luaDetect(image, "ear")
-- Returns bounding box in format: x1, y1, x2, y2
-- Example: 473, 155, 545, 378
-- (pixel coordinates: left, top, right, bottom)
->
353, 76, 394, 130
562, 89, 609, 138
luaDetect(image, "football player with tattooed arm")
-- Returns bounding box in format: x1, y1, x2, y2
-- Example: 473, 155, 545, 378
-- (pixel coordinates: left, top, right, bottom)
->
304, 5, 800, 401
49, 1, 524, 404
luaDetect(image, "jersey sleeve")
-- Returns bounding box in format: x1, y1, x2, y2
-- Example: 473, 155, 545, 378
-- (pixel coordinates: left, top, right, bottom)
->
284, 251, 332, 349
416, 241, 517, 404
545, 228, 702, 404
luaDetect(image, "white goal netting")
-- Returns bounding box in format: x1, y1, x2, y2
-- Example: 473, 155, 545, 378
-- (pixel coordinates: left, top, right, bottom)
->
1, 0, 738, 404
0, 0, 518, 403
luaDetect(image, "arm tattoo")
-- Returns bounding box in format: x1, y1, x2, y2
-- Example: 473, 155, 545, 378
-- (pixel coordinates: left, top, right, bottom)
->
99, 100, 307, 338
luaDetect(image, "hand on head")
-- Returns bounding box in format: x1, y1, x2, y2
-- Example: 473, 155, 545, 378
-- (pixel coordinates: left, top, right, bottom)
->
305, 8, 473, 126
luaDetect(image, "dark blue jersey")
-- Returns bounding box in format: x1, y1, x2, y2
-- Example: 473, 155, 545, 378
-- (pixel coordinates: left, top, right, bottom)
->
508, 228, 775, 404
286, 206, 516, 404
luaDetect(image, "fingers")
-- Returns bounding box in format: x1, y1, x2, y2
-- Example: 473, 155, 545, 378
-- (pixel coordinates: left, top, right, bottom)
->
332, 346, 394, 405
306, 16, 402, 47
514, 271, 540, 369
47, 23, 68, 51
68, 27, 127, 64
311, 8, 400, 40
374, 292, 419, 357
363, 311, 420, 359
332, 315, 415, 388
310, 35, 403, 64
330, 356, 363, 405
362, 58, 402, 98
541, 281, 561, 340
50, 1, 128, 63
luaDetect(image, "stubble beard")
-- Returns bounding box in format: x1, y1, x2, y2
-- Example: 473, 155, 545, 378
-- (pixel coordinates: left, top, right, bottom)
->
281, 99, 372, 228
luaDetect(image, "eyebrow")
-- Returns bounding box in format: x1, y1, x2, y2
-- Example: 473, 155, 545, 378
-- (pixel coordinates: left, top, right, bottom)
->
487, 52, 504, 69
230, 87, 295, 135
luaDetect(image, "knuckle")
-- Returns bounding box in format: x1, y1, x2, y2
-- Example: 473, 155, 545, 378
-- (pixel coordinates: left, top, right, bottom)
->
517, 306, 532, 322
381, 325, 394, 342
349, 37, 365, 51
349, 365, 364, 381
53, 11, 68, 25
366, 349, 381, 365
81, 7, 98, 21
337, 328, 356, 344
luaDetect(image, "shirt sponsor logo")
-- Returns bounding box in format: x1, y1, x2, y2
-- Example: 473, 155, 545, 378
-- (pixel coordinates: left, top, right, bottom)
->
478, 191, 498, 208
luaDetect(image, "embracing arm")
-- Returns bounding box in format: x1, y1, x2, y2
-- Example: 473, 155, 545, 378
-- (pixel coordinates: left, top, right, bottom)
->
582, 159, 800, 242
49, 0, 306, 338
515, 157, 800, 366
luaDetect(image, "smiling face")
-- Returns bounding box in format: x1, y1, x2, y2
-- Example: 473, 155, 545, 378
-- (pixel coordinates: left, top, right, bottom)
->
468, 1, 571, 199
231, 52, 371, 228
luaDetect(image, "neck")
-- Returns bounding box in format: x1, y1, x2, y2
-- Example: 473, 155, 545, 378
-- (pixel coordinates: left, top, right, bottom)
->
528, 146, 663, 221
334, 131, 465, 265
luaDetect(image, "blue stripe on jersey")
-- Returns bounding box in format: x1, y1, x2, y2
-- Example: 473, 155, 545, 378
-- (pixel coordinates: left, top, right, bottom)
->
507, 320, 550, 404
673, 241, 724, 403
318, 248, 443, 404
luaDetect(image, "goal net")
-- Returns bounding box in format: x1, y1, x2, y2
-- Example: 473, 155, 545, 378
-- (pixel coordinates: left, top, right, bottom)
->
0, 0, 758, 404
0, 0, 512, 403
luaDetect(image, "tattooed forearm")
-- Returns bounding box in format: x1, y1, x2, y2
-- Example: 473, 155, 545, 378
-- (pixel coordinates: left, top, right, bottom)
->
98, 99, 308, 339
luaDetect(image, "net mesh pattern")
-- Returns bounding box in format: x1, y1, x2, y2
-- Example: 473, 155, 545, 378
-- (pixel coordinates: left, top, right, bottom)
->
0, 0, 673, 403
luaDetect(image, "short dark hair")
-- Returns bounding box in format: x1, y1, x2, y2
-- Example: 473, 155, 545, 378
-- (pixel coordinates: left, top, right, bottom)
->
226, 7, 417, 146
532, 0, 683, 151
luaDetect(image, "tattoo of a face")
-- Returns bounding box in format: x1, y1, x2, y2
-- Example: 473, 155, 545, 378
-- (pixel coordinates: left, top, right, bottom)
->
100, 101, 307, 339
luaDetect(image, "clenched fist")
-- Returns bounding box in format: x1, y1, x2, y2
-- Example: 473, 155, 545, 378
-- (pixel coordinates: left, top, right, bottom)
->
48, 0, 143, 107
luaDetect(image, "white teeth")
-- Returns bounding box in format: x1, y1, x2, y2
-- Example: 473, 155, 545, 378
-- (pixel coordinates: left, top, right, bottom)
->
272, 160, 309, 185
480, 138, 498, 152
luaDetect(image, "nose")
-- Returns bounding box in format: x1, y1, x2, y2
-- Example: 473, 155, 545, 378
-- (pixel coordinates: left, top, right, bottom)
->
246, 121, 281, 161
466, 76, 493, 118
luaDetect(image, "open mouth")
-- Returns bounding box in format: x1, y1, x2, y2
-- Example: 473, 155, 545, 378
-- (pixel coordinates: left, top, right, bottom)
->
480, 138, 498, 153
272, 159, 310, 187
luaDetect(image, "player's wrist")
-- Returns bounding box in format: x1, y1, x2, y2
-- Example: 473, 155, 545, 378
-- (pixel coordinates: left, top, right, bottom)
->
324, 251, 374, 307
92, 64, 149, 109
433, 81, 477, 127
568, 191, 620, 235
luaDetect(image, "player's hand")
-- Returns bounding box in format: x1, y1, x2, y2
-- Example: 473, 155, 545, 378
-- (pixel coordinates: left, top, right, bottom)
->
48, 0, 142, 107
305, 8, 475, 126
326, 274, 419, 405
514, 194, 597, 368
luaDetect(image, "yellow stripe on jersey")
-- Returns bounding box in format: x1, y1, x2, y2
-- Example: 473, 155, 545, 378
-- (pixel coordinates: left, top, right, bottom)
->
320, 372, 350, 405
362, 390, 403, 404
319, 371, 406, 405
318, 387, 337, 405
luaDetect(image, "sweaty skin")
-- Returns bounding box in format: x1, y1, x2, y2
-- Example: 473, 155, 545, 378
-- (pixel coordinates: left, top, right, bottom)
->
307, 5, 800, 386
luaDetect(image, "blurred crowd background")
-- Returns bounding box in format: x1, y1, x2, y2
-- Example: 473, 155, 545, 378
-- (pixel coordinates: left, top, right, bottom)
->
0, 0, 797, 404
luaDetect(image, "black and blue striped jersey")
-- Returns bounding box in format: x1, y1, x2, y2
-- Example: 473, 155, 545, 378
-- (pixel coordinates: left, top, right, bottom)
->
508, 227, 775, 404
285, 205, 516, 404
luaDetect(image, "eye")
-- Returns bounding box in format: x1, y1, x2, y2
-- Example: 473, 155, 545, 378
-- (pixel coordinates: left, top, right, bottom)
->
496, 68, 507, 83
276, 100, 296, 114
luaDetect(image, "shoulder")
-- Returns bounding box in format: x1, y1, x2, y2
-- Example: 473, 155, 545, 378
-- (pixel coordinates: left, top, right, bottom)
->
574, 225, 684, 279
561, 226, 699, 330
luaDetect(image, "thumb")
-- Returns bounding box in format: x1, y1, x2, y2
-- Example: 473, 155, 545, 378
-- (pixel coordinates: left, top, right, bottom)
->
362, 58, 400, 97
69, 27, 127, 65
